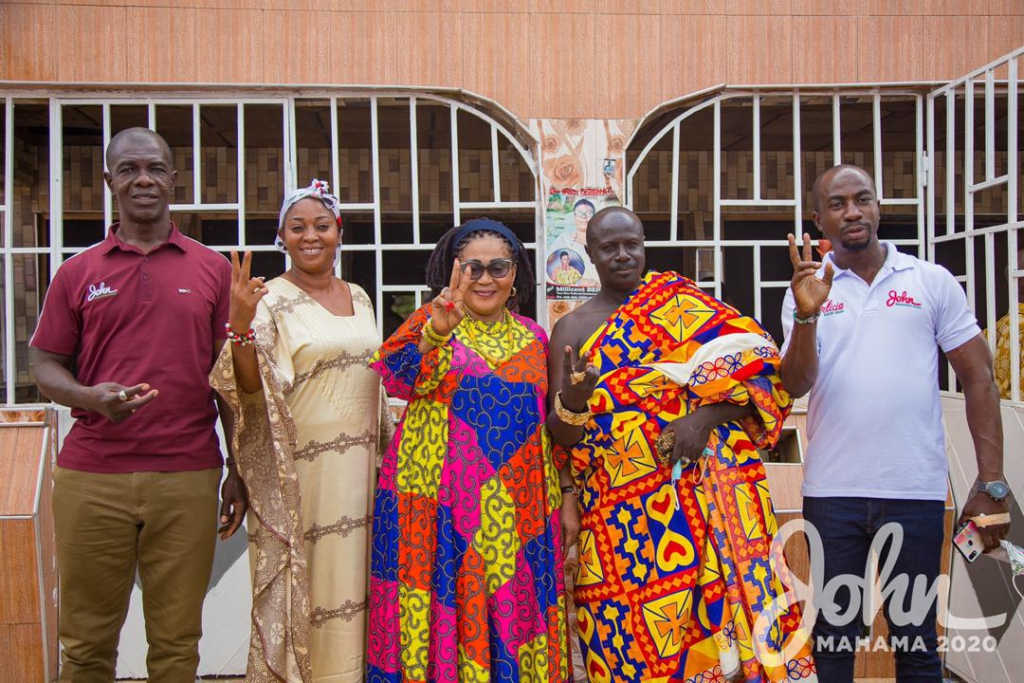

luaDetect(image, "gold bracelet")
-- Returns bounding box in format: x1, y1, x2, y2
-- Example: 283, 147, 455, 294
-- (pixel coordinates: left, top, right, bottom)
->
554, 391, 592, 426
422, 320, 452, 347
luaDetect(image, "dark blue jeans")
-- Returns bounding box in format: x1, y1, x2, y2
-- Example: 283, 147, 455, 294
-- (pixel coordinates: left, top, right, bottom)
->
803, 496, 946, 683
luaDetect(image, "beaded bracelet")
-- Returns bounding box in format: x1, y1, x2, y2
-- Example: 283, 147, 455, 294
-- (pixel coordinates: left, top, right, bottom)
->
792, 310, 820, 325
554, 391, 592, 426
225, 323, 256, 346
422, 320, 453, 347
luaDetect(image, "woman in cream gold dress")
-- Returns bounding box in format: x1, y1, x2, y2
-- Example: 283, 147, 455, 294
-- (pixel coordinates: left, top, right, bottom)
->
211, 180, 392, 682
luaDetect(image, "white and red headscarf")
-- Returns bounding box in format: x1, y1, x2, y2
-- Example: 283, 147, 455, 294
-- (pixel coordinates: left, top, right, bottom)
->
274, 178, 343, 254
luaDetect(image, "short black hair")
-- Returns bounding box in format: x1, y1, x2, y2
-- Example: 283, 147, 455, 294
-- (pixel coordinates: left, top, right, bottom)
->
425, 221, 535, 308
811, 164, 876, 213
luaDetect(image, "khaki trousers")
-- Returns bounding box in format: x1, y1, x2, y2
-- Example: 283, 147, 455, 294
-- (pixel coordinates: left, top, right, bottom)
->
52, 466, 221, 683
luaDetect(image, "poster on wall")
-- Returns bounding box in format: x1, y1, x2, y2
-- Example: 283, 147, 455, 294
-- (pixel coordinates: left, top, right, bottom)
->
545, 186, 620, 301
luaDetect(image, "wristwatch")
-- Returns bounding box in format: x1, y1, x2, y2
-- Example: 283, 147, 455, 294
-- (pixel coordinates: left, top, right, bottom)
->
976, 479, 1011, 502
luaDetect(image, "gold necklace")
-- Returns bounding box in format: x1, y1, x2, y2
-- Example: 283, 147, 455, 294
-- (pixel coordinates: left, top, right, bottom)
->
460, 308, 515, 366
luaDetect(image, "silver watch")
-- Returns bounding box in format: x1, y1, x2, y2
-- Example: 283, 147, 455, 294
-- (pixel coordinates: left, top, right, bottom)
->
976, 479, 1010, 502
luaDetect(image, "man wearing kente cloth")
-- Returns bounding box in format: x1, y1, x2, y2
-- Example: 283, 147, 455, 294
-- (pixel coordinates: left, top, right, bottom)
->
548, 207, 816, 683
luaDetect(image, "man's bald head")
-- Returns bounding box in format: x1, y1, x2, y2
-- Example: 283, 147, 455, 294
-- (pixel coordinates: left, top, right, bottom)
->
105, 127, 173, 172
586, 206, 643, 248
811, 164, 876, 214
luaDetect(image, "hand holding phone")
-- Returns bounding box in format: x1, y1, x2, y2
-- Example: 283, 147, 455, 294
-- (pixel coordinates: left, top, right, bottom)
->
954, 519, 983, 563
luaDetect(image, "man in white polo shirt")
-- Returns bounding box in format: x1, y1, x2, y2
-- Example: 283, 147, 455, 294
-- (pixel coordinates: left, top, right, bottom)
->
780, 164, 1008, 683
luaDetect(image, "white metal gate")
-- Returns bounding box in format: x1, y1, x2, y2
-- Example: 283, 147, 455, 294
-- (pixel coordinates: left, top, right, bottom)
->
624, 85, 927, 344
926, 46, 1023, 683
0, 89, 542, 406
927, 47, 1023, 402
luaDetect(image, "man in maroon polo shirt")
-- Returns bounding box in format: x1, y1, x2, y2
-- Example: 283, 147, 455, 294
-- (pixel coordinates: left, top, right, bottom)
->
30, 127, 247, 682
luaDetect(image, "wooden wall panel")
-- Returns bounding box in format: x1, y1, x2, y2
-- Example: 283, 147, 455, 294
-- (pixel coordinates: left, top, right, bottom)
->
856, 16, 993, 83
868, 0, 972, 14
0, 624, 45, 683
262, 10, 321, 84
329, 12, 376, 85
0, 428, 43, 515
194, 9, 264, 83
726, 15, 793, 85
1, 1, 1021, 120
658, 14, 730, 103
0, 3, 57, 82
987, 0, 1024, 14
55, 5, 127, 83
792, 0, 862, 14
125, 7, 197, 83
461, 11, 534, 119
0, 520, 41, 623
191, 0, 263, 8
790, 16, 859, 84
990, 14, 1024, 58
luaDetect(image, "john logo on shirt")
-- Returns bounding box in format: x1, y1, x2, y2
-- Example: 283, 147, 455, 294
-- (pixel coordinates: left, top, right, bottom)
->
886, 290, 922, 309
85, 282, 118, 302
821, 299, 845, 317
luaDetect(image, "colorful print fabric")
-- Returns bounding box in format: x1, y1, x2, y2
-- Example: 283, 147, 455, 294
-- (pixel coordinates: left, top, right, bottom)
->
368, 306, 571, 683
568, 271, 816, 683
986, 303, 1024, 400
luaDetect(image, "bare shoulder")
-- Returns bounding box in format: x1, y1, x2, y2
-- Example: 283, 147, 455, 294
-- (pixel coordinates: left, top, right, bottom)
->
552, 300, 610, 352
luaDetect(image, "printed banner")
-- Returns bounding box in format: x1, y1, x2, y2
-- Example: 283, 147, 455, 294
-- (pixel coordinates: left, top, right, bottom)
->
545, 186, 621, 301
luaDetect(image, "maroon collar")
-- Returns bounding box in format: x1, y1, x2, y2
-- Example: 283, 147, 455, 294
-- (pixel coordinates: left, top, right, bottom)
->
99, 223, 189, 256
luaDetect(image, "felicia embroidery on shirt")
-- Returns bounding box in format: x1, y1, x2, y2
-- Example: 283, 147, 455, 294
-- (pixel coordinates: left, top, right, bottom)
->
85, 282, 118, 302
821, 299, 845, 317
886, 290, 922, 309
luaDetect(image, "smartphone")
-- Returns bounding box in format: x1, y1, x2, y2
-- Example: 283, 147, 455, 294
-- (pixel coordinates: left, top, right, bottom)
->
953, 519, 982, 563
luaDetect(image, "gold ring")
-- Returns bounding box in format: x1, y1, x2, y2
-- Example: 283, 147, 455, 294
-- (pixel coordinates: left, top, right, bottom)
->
654, 431, 675, 465
570, 371, 586, 385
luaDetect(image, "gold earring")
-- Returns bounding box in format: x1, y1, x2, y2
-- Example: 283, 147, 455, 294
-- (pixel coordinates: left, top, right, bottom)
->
510, 286, 517, 298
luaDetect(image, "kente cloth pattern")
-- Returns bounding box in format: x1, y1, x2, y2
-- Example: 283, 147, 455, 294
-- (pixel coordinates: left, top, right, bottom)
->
211, 279, 393, 683
985, 303, 1024, 400
367, 305, 571, 683
568, 271, 816, 683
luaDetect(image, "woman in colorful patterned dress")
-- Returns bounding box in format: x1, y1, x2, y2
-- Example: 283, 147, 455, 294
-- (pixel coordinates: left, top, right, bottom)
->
211, 180, 392, 682
367, 219, 572, 683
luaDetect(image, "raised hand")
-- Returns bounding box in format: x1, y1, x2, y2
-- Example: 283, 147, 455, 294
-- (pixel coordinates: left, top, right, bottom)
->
229, 250, 269, 333
788, 233, 834, 318
559, 345, 599, 412
429, 258, 473, 336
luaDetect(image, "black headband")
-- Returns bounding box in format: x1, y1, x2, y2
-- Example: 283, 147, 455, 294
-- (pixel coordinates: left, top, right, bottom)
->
453, 219, 524, 260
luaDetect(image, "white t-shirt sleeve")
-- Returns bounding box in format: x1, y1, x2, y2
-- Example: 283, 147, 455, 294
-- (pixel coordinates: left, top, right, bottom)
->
780, 287, 796, 354
933, 266, 982, 353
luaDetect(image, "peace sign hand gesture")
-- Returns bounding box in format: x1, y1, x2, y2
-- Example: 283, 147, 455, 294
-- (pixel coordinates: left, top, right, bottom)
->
229, 250, 269, 333
429, 258, 473, 336
788, 233, 834, 318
